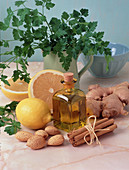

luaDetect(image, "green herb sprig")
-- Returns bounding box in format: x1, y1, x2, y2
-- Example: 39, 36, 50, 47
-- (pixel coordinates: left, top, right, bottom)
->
0, 0, 111, 85
0, 101, 21, 135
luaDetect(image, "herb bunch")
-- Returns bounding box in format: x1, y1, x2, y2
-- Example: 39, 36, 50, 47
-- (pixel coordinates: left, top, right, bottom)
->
0, 101, 21, 135
0, 0, 111, 85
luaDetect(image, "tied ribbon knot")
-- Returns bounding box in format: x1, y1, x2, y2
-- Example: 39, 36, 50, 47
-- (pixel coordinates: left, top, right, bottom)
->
84, 115, 104, 146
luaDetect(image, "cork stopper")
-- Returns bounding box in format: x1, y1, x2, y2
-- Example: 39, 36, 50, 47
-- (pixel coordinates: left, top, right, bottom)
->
63, 72, 74, 82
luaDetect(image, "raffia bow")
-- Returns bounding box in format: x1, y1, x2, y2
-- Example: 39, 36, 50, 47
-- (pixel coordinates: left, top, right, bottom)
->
84, 115, 106, 146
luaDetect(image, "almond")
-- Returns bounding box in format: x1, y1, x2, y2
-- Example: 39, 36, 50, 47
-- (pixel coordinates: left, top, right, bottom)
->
45, 126, 60, 135
27, 135, 46, 150
35, 130, 48, 139
48, 134, 64, 146
15, 131, 33, 142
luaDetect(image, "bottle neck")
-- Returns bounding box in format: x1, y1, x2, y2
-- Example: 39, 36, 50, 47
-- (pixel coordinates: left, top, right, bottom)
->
63, 82, 75, 90
61, 78, 77, 91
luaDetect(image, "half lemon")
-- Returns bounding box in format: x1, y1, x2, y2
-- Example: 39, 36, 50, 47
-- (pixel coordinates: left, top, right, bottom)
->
28, 69, 64, 109
1, 78, 28, 101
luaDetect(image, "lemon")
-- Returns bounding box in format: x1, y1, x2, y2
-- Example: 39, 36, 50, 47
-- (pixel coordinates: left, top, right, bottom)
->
1, 78, 28, 101
28, 69, 63, 109
16, 98, 51, 129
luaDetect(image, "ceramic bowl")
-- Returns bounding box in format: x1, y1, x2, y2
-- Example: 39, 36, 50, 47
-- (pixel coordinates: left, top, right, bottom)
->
79, 43, 129, 78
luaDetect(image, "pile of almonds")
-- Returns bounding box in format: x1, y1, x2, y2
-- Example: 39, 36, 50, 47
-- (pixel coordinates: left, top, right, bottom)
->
15, 126, 64, 150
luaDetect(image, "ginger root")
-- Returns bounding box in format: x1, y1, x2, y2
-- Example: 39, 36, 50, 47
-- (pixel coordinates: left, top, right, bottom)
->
86, 99, 102, 118
86, 86, 111, 101
86, 82, 129, 118
111, 82, 129, 105
102, 94, 128, 118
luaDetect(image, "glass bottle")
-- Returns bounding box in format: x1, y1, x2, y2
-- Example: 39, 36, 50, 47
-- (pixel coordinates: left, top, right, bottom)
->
52, 72, 86, 132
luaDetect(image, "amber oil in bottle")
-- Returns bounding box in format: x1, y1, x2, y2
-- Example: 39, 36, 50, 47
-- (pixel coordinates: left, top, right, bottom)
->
52, 72, 86, 132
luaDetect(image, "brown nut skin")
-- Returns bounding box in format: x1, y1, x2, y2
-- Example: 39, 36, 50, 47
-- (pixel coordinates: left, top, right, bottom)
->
45, 126, 60, 135
15, 131, 33, 142
27, 135, 46, 150
48, 134, 64, 146
35, 130, 48, 139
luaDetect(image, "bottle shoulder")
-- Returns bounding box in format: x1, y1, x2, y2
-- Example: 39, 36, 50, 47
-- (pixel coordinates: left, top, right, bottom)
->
53, 88, 85, 96
75, 88, 85, 96
53, 88, 86, 103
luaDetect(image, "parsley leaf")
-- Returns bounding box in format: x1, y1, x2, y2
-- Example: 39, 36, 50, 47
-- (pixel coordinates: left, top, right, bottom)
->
0, 101, 21, 135
15, 1, 26, 7
61, 12, 69, 20
80, 9, 89, 17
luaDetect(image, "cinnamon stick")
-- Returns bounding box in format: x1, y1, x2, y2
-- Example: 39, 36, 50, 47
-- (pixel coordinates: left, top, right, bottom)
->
72, 124, 117, 147
73, 119, 114, 142
67, 118, 108, 139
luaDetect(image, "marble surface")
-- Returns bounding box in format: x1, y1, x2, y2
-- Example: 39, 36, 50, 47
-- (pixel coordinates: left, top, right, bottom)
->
0, 62, 129, 170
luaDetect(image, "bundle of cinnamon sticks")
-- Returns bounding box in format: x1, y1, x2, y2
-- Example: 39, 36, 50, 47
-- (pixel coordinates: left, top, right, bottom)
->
67, 118, 117, 147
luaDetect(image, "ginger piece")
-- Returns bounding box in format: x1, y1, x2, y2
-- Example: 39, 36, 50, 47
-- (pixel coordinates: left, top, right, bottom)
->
86, 82, 129, 118
102, 94, 128, 118
86, 99, 102, 117
88, 84, 100, 91
86, 87, 111, 101
111, 82, 129, 105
